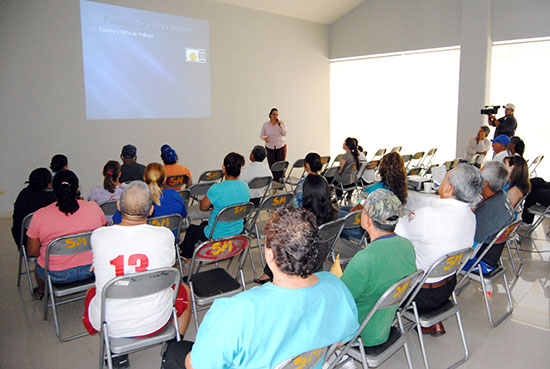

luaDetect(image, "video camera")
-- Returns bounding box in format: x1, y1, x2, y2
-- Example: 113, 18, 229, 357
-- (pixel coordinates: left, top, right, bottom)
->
480, 105, 501, 115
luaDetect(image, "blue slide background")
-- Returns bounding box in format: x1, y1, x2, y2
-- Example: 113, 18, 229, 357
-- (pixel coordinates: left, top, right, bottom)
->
80, 0, 210, 119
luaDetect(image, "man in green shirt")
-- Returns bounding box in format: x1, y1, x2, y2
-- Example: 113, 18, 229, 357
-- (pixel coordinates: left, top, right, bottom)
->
341, 189, 416, 347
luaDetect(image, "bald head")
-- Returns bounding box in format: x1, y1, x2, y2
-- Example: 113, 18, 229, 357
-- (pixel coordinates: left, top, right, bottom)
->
119, 181, 153, 220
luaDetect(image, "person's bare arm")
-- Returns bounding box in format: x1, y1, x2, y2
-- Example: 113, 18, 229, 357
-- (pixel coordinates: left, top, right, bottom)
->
27, 237, 41, 257
185, 352, 194, 369
199, 195, 212, 211
508, 187, 522, 208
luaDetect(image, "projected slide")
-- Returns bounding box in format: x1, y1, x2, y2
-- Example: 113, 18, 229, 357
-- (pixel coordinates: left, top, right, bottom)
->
80, 0, 210, 120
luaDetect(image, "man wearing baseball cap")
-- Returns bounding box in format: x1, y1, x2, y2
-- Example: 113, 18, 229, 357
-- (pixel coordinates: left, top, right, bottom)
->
491, 134, 511, 162
119, 144, 146, 183
488, 103, 517, 138
341, 189, 416, 348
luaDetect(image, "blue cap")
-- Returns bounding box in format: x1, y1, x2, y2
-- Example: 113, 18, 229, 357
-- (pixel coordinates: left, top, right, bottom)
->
491, 135, 511, 146
161, 148, 178, 164
121, 144, 137, 159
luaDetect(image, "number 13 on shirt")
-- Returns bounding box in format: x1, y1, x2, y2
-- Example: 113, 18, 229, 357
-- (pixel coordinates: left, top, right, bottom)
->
109, 254, 150, 276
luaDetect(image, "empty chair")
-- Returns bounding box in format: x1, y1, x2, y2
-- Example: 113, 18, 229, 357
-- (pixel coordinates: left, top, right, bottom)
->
410, 151, 425, 167
401, 154, 412, 169
331, 154, 344, 168
186, 182, 215, 221
270, 161, 290, 191
419, 148, 437, 168
371, 148, 386, 161
390, 146, 402, 153
247, 176, 273, 208
197, 169, 224, 183
285, 158, 306, 188
529, 155, 544, 177
320, 155, 331, 172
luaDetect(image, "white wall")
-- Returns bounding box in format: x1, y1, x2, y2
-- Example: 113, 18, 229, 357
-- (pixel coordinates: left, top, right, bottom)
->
0, 0, 330, 213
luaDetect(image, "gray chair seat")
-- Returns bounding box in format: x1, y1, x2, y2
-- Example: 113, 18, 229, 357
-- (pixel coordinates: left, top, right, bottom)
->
331, 239, 362, 265
109, 324, 176, 354
52, 276, 95, 296
362, 326, 403, 356
191, 268, 242, 299
187, 206, 211, 222
403, 299, 458, 327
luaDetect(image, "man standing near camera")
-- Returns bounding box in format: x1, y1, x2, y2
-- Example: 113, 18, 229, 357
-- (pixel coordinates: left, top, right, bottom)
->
488, 103, 517, 138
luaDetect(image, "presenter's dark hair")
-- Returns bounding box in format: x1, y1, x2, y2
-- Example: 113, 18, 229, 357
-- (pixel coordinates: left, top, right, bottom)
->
302, 174, 336, 225
103, 160, 121, 193
53, 170, 80, 215
50, 154, 68, 173
224, 152, 245, 177
304, 152, 322, 173
269, 108, 278, 117
265, 207, 320, 279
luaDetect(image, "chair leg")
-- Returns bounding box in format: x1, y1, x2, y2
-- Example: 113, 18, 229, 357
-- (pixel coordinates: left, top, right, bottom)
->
396, 313, 414, 369
505, 241, 518, 276
412, 303, 430, 369
189, 283, 200, 332
513, 237, 524, 276
17, 253, 23, 287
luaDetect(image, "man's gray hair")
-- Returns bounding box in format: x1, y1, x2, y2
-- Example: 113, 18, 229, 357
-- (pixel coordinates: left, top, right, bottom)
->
481, 161, 510, 193
447, 164, 484, 203
119, 181, 153, 218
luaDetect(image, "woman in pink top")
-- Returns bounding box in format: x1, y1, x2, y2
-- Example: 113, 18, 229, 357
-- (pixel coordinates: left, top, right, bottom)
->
27, 170, 106, 300
260, 108, 287, 181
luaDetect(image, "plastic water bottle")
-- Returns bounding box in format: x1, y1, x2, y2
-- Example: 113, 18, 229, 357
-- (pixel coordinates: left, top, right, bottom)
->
485, 284, 493, 299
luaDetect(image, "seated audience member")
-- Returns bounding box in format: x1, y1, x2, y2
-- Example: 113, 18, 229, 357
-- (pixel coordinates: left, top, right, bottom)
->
179, 153, 250, 258
161, 144, 193, 190
239, 145, 272, 205
84, 182, 191, 368
491, 135, 511, 162
334, 137, 360, 198
358, 145, 367, 161
87, 160, 126, 204
521, 177, 550, 227
183, 207, 359, 369
293, 153, 323, 207
341, 189, 416, 347
113, 163, 187, 238
503, 155, 531, 208
396, 164, 484, 335
119, 144, 146, 183
50, 154, 68, 175
26, 170, 106, 300
11, 168, 56, 247
469, 161, 515, 272
465, 126, 491, 161
255, 174, 337, 284
508, 136, 525, 157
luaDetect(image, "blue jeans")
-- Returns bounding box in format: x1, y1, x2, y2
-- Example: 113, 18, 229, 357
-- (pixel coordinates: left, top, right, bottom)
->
35, 264, 93, 284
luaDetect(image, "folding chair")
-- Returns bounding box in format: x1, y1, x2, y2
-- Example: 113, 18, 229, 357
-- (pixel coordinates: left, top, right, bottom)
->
410, 152, 425, 168
334, 164, 361, 205
44, 231, 96, 341
407, 167, 422, 176
358, 160, 380, 187
505, 197, 527, 277
271, 161, 290, 192
390, 146, 402, 153
401, 154, 412, 169
474, 154, 485, 167
285, 158, 306, 188
318, 218, 346, 271
320, 155, 331, 172
99, 200, 118, 219
147, 214, 185, 280
275, 346, 331, 369
331, 154, 345, 168
371, 148, 386, 161
419, 148, 437, 168
326, 270, 424, 369
443, 161, 453, 171
524, 203, 550, 237
186, 182, 215, 221
451, 158, 461, 169
176, 189, 191, 206
401, 247, 474, 369
329, 211, 364, 267
197, 169, 224, 183
456, 221, 519, 327
164, 174, 189, 190
529, 155, 544, 178
323, 166, 339, 185
245, 193, 294, 278
468, 154, 479, 165
99, 268, 181, 369
247, 176, 273, 208
17, 213, 35, 296
187, 234, 250, 330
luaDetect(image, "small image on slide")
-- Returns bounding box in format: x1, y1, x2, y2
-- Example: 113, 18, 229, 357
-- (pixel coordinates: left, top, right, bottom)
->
80, 0, 211, 120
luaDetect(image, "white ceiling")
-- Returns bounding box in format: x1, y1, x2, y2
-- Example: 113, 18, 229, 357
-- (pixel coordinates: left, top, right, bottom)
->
210, 0, 366, 25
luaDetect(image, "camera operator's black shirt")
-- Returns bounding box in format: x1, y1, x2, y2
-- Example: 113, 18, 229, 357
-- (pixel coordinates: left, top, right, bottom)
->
494, 115, 517, 138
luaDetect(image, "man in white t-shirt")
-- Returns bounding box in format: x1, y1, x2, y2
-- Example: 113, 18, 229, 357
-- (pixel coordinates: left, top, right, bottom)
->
396, 164, 484, 336
239, 145, 273, 203
83, 182, 190, 366
465, 126, 491, 161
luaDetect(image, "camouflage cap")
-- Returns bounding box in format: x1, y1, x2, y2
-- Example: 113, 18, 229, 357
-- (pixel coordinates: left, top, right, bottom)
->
363, 189, 402, 225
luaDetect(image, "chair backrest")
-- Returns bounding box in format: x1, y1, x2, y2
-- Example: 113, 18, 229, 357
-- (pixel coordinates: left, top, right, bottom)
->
401, 154, 412, 163
407, 167, 422, 176
177, 189, 191, 205
247, 193, 294, 231
475, 154, 486, 166
271, 160, 289, 173
165, 174, 189, 189
343, 211, 362, 230
331, 154, 344, 167
318, 218, 346, 262
426, 148, 437, 156
147, 213, 183, 234
188, 182, 215, 199
207, 202, 255, 239
443, 161, 453, 170
320, 156, 331, 171
451, 158, 461, 169
100, 268, 180, 322
371, 148, 386, 161
99, 200, 118, 218
390, 146, 402, 153
20, 212, 34, 247
323, 166, 340, 184
192, 234, 250, 263
412, 151, 425, 160
248, 176, 273, 191
291, 158, 305, 169
425, 164, 438, 175
45, 231, 93, 270
275, 346, 329, 369
469, 153, 479, 164
494, 219, 522, 244
198, 169, 224, 183
529, 155, 544, 177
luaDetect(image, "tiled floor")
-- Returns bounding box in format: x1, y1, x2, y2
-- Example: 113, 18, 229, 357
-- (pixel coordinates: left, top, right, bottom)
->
0, 216, 548, 369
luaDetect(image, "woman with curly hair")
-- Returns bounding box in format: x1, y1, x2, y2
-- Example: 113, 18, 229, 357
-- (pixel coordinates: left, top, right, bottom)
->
503, 155, 531, 208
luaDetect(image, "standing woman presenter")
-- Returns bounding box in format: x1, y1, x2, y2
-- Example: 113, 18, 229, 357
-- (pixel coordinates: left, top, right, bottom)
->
260, 108, 287, 182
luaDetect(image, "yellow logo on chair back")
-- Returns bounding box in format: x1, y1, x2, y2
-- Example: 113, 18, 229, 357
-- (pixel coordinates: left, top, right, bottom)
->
151, 218, 170, 227
444, 253, 463, 271
393, 280, 410, 299
65, 236, 87, 249
272, 196, 287, 206
292, 349, 323, 369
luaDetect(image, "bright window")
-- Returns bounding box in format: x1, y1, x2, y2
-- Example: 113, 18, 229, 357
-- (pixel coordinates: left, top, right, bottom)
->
330, 48, 460, 165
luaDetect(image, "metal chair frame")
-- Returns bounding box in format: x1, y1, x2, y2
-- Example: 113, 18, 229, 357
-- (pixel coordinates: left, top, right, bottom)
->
400, 247, 474, 369
99, 200, 118, 219
419, 148, 437, 168
331, 154, 345, 168
390, 146, 402, 153
186, 182, 215, 222
318, 218, 346, 268
271, 161, 290, 192
147, 214, 185, 280
528, 155, 544, 178
16, 213, 35, 296
329, 211, 364, 266
370, 148, 387, 162
247, 175, 273, 208
525, 203, 550, 237
197, 169, 224, 184
164, 174, 189, 190
285, 158, 306, 188
44, 231, 96, 341
326, 270, 424, 369
401, 154, 413, 170
320, 156, 331, 172
99, 268, 181, 369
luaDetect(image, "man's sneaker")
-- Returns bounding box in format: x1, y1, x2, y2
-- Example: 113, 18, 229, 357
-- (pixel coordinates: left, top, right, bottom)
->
111, 354, 130, 368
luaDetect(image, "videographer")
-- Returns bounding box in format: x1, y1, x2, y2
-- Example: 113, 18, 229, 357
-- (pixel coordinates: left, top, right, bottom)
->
488, 103, 517, 138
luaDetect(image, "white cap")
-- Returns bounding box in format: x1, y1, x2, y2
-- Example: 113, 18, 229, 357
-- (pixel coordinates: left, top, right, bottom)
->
504, 103, 515, 110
